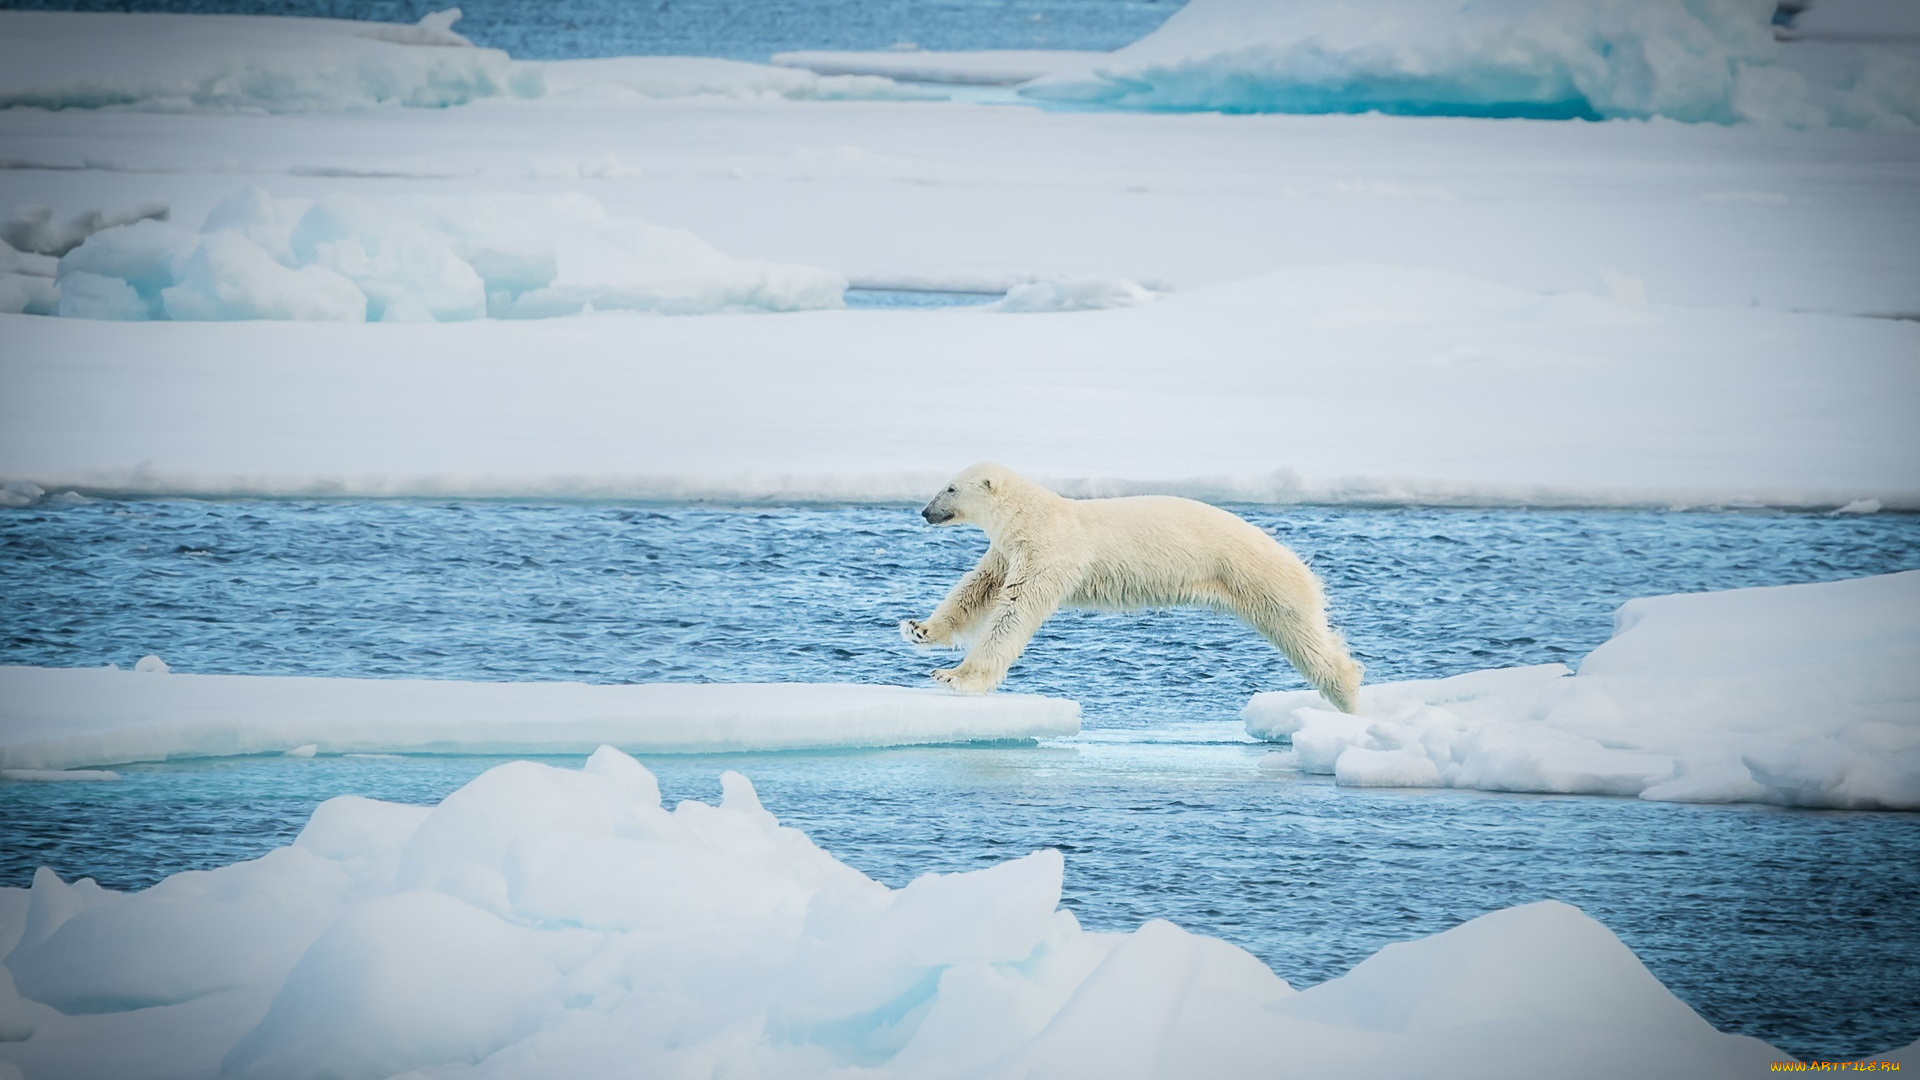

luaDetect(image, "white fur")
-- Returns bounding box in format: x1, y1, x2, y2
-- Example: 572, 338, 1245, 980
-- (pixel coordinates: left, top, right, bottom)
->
903, 463, 1363, 711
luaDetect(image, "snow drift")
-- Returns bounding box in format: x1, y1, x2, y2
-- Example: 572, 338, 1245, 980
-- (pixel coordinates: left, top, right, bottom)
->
1021, 0, 1920, 128
0, 667, 1079, 770
0, 747, 1791, 1078
37, 187, 843, 321
1246, 570, 1920, 810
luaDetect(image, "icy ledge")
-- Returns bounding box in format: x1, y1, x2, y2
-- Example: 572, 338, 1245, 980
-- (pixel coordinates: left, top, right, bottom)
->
0, 746, 1824, 1078
0, 669, 1079, 771
1246, 570, 1920, 810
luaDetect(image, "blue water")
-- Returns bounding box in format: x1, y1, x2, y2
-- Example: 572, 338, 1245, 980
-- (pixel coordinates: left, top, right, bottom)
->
0, 0, 1182, 60
2, 499, 1918, 1060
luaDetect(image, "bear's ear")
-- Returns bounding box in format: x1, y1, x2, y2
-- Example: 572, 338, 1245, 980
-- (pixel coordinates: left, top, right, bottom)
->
980, 477, 994, 492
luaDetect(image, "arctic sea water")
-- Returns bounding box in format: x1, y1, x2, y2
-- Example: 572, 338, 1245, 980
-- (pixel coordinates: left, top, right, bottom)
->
2, 499, 1918, 1061
0, 0, 1184, 60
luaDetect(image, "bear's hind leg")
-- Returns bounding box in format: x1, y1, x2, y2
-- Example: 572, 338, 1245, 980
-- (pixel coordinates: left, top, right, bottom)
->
1229, 593, 1364, 714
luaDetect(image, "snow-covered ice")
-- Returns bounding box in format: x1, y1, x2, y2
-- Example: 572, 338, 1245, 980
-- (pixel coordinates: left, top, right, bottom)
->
6, 89, 1916, 316
0, 746, 1801, 1079
0, 10, 926, 116
0, 10, 529, 114
4, 263, 1914, 508
1245, 570, 1920, 810
41, 187, 844, 321
0, 667, 1079, 771
1020, 0, 1920, 128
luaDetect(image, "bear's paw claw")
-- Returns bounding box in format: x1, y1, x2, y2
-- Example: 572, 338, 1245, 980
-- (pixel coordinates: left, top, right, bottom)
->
900, 619, 934, 645
931, 667, 993, 694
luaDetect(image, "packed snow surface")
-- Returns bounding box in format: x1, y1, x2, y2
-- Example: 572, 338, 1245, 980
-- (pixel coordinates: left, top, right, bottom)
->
1246, 571, 1920, 810
0, 745, 1794, 1079
0, 667, 1079, 771
1021, 0, 1920, 128
3, 264, 1914, 507
33, 188, 843, 321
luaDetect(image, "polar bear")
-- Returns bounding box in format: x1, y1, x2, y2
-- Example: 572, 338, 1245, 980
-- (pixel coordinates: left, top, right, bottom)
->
901, 463, 1363, 712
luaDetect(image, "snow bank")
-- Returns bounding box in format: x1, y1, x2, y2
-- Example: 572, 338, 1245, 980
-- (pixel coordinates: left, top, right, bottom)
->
0, 11, 530, 114
0, 667, 1079, 771
1022, 0, 1919, 128
0, 748, 1786, 1078
0, 12, 925, 115
1245, 571, 1920, 810
44, 187, 842, 321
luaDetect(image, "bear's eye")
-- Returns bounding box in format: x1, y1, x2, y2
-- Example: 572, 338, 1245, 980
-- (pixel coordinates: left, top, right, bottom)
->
945, 486, 956, 494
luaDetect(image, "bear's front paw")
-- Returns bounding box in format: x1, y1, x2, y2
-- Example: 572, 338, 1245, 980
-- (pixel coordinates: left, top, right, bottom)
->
931, 667, 995, 694
899, 619, 935, 645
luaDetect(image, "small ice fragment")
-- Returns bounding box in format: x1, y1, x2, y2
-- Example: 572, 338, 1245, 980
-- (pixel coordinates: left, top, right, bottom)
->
134, 655, 170, 674
284, 744, 319, 759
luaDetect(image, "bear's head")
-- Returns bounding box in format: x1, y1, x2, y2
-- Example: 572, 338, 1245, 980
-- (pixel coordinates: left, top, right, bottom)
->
921, 462, 1016, 528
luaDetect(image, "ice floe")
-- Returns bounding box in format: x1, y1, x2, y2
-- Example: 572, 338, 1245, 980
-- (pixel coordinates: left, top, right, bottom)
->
38, 187, 843, 321
0, 11, 531, 114
1245, 570, 1920, 810
0, 747, 1794, 1078
1020, 0, 1920, 128
0, 11, 925, 116
4, 264, 1913, 509
0, 667, 1079, 771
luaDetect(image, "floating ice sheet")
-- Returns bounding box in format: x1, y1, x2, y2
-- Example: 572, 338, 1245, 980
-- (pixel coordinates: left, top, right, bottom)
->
0, 667, 1080, 770
1246, 570, 1920, 810
1020, 0, 1919, 129
0, 747, 1806, 1078
0, 11, 926, 115
0, 11, 527, 113
3, 264, 1914, 509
